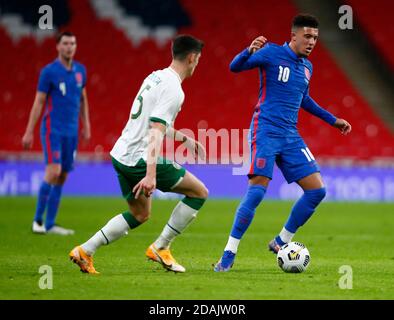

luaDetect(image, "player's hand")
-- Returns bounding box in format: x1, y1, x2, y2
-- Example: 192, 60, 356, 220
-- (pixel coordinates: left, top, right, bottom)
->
133, 175, 156, 199
22, 132, 34, 149
333, 118, 352, 135
248, 36, 268, 54
183, 137, 206, 161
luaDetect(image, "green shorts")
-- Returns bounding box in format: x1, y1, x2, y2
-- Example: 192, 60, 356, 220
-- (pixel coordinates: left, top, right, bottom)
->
112, 156, 186, 200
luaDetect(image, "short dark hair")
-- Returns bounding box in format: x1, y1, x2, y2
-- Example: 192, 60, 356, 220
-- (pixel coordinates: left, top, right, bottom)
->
292, 14, 319, 30
172, 34, 204, 61
56, 31, 76, 43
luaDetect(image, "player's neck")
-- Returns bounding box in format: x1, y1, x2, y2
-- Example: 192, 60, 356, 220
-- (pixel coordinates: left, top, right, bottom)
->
58, 56, 73, 70
288, 42, 301, 58
169, 62, 187, 82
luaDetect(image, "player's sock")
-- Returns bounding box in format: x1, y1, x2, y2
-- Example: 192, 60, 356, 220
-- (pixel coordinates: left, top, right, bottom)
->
226, 185, 266, 253
81, 212, 141, 256
45, 185, 63, 230
224, 236, 240, 254
33, 181, 52, 223
278, 187, 326, 243
154, 197, 206, 249
275, 227, 295, 246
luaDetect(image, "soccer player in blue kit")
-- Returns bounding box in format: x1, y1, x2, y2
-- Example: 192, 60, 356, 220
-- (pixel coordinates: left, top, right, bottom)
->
22, 31, 91, 235
214, 14, 352, 271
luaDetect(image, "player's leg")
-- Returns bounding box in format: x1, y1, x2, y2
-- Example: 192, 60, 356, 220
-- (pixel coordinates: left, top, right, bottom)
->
152, 170, 208, 248
277, 172, 326, 244
270, 142, 326, 253
83, 196, 151, 255
45, 136, 76, 234
147, 160, 208, 273
214, 176, 269, 272
70, 159, 152, 274
226, 175, 269, 250
70, 196, 151, 274
214, 146, 275, 272
44, 170, 70, 233
32, 133, 62, 234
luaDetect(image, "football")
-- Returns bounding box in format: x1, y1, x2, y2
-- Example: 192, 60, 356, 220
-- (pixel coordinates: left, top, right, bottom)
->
277, 242, 310, 273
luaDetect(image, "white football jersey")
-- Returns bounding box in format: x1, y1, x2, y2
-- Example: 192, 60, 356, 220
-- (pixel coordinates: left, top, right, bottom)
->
110, 67, 184, 166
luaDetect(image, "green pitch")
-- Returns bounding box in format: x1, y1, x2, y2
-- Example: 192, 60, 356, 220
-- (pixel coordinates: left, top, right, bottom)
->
0, 197, 393, 300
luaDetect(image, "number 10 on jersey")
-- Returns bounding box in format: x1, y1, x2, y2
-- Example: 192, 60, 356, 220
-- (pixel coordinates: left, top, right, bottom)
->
278, 66, 290, 82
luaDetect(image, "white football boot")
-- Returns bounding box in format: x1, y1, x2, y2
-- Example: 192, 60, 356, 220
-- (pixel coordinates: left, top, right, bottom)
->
47, 225, 75, 235
32, 221, 46, 234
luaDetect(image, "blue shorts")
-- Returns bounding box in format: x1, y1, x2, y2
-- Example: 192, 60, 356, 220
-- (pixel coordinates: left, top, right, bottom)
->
41, 133, 78, 172
248, 135, 320, 183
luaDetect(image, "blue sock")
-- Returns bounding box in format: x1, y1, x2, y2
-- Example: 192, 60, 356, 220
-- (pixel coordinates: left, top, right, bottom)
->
34, 181, 52, 223
45, 185, 63, 230
284, 187, 326, 234
230, 185, 266, 239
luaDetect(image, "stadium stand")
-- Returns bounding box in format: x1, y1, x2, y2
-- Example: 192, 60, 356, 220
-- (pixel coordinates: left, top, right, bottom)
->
0, 0, 393, 161
345, 0, 394, 71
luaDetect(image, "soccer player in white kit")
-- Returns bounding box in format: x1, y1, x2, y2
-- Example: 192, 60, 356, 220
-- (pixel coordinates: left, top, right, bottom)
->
69, 35, 207, 274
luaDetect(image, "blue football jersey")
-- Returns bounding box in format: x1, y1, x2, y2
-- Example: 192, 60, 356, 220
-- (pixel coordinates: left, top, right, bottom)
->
38, 59, 87, 137
230, 42, 336, 138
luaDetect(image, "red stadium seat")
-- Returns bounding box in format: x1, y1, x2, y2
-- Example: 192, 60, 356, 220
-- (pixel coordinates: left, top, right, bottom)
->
346, 0, 394, 71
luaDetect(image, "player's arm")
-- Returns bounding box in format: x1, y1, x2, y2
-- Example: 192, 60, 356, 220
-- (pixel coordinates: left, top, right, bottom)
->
132, 121, 166, 199
22, 91, 47, 149
301, 93, 352, 135
230, 36, 268, 72
80, 88, 91, 141
166, 127, 206, 161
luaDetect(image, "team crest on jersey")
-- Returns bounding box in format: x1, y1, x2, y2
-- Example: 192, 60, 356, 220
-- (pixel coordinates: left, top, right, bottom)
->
256, 158, 266, 169
75, 72, 83, 87
304, 67, 311, 81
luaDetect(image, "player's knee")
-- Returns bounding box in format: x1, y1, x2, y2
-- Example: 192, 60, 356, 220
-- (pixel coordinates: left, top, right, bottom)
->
199, 184, 209, 199
193, 184, 208, 199
305, 187, 326, 205
45, 168, 62, 184
250, 175, 270, 188
185, 183, 209, 199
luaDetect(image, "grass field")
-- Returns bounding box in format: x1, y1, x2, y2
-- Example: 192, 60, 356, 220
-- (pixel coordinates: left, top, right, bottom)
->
0, 197, 393, 300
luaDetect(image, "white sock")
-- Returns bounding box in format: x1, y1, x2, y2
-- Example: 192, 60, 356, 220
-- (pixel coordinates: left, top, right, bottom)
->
81, 214, 129, 255
279, 227, 295, 244
154, 201, 198, 249
224, 236, 240, 254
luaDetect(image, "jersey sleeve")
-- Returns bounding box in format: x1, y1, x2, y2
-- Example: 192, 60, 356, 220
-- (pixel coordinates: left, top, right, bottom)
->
37, 67, 51, 94
229, 44, 271, 72
149, 84, 181, 127
301, 86, 337, 125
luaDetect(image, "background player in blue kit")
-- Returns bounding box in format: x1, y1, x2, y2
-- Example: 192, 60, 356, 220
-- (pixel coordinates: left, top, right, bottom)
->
214, 14, 352, 271
22, 31, 91, 235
